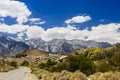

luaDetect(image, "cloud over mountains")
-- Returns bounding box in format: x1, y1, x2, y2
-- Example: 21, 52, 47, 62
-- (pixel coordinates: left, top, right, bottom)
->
0, 0, 120, 44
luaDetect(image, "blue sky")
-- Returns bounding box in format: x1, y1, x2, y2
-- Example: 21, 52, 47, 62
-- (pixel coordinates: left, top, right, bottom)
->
19, 0, 120, 29
0, 0, 120, 44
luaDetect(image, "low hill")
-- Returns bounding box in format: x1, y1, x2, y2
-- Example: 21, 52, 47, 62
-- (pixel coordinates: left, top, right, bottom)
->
16, 49, 49, 59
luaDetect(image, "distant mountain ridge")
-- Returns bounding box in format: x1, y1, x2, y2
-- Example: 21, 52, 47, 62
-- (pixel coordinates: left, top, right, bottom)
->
25, 39, 111, 54
0, 32, 111, 57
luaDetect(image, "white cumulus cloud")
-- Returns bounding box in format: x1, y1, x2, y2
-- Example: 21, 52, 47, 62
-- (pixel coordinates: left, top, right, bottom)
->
0, 0, 119, 44
65, 15, 91, 24
41, 25, 89, 41
28, 18, 46, 25
0, 22, 120, 44
0, 0, 31, 24
0, 23, 45, 39
40, 23, 120, 44
88, 23, 120, 44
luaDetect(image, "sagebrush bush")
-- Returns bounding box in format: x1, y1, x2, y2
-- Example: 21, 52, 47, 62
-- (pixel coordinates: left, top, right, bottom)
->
9, 61, 18, 68
89, 71, 120, 80
21, 61, 30, 66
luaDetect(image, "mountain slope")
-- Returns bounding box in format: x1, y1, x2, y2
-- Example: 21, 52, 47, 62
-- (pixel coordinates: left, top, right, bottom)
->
25, 39, 111, 54
0, 32, 111, 56
0, 33, 30, 57
0, 43, 10, 57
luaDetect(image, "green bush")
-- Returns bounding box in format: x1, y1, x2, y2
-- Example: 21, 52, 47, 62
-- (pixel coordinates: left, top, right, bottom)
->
85, 48, 103, 60
98, 62, 114, 72
46, 59, 57, 66
38, 63, 47, 69
38, 59, 57, 72
56, 62, 69, 72
49, 66, 57, 72
67, 54, 84, 72
116, 43, 120, 48
79, 58, 96, 76
21, 61, 29, 67
110, 53, 120, 70
56, 54, 96, 75
9, 61, 18, 68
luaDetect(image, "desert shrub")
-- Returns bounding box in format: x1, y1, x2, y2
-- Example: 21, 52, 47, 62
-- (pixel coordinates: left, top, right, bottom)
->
0, 60, 11, 72
103, 47, 115, 58
46, 59, 57, 66
38, 63, 47, 69
55, 54, 96, 75
49, 66, 57, 72
56, 62, 69, 72
69, 70, 87, 80
89, 71, 120, 80
53, 70, 71, 80
111, 53, 120, 67
67, 54, 84, 72
98, 62, 114, 72
57, 54, 96, 75
108, 53, 120, 71
0, 59, 6, 67
9, 61, 18, 68
79, 58, 96, 76
21, 61, 29, 66
33, 68, 87, 80
85, 48, 104, 60
104, 43, 120, 58
38, 59, 57, 72
116, 43, 120, 48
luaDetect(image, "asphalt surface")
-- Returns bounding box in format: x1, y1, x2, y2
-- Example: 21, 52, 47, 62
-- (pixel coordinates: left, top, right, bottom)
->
0, 67, 31, 80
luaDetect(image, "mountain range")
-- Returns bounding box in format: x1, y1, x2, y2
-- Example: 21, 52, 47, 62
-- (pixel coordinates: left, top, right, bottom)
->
0, 33, 29, 57
0, 33, 111, 57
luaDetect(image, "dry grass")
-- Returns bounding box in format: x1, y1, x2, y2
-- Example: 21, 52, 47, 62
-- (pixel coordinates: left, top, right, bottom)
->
89, 71, 120, 80
32, 67, 87, 80
32, 67, 120, 80
0, 58, 14, 72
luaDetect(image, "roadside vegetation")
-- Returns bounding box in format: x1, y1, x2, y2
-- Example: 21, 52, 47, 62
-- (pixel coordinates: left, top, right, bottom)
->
31, 43, 120, 80
0, 58, 30, 72
0, 59, 18, 72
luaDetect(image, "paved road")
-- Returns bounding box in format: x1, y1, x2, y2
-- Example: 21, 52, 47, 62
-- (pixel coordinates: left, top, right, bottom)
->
0, 67, 31, 80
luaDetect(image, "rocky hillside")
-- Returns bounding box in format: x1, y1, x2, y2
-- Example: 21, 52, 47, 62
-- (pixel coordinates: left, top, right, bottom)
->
0, 33, 29, 57
25, 39, 111, 54
16, 49, 48, 59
